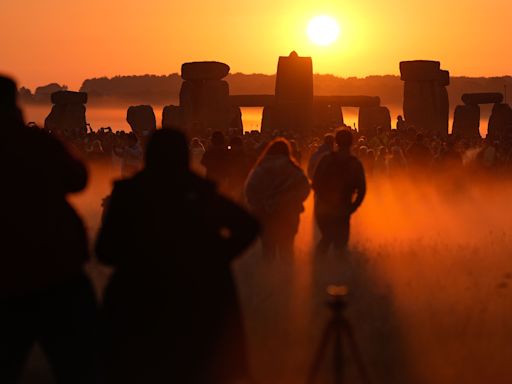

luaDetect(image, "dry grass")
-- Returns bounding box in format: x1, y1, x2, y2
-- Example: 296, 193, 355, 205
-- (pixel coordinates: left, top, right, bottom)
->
22, 164, 512, 384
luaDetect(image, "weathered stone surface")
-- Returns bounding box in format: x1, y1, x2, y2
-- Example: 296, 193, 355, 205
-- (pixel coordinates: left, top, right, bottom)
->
488, 103, 512, 138
358, 106, 391, 137
462, 93, 504, 105
229, 106, 243, 132
181, 61, 230, 81
229, 94, 275, 107
261, 106, 275, 134
400, 61, 450, 135
44, 103, 87, 136
51, 91, 88, 105
436, 85, 450, 135
180, 80, 229, 109
126, 105, 156, 137
201, 80, 229, 106
275, 51, 313, 104
403, 81, 439, 131
177, 78, 233, 136
452, 104, 480, 138
438, 70, 450, 87
400, 61, 441, 81
313, 102, 344, 133
162, 105, 184, 130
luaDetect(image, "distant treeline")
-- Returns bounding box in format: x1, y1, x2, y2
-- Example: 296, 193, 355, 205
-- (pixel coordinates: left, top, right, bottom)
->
19, 73, 512, 108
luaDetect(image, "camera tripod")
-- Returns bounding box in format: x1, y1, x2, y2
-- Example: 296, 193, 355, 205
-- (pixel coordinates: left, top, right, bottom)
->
307, 285, 372, 384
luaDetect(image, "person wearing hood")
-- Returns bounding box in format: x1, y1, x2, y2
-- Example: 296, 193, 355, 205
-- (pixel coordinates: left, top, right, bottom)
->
245, 137, 310, 259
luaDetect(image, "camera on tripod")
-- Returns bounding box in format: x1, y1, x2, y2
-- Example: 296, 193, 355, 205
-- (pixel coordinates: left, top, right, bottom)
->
307, 284, 372, 384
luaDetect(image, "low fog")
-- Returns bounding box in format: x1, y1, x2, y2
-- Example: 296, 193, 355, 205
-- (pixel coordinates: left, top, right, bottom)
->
21, 162, 508, 384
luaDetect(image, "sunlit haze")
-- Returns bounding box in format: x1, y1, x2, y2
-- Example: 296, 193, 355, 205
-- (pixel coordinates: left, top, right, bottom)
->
1, 0, 511, 89
307, 16, 340, 46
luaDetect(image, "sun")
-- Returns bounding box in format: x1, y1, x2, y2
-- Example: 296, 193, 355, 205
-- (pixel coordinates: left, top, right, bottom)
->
307, 15, 340, 46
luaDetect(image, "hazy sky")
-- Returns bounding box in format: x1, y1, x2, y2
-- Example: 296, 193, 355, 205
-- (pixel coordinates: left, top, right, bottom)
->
1, 0, 511, 89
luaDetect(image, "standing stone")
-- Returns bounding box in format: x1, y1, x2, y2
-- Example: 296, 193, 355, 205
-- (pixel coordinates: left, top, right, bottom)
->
400, 61, 441, 81
181, 62, 230, 81
162, 105, 184, 130
452, 104, 480, 139
358, 106, 391, 137
400, 61, 449, 135
313, 103, 343, 135
178, 61, 232, 137
261, 106, 276, 135
126, 105, 156, 139
51, 91, 88, 105
436, 85, 450, 136
462, 93, 503, 105
488, 103, 512, 139
273, 51, 314, 136
229, 106, 243, 135
44, 91, 88, 137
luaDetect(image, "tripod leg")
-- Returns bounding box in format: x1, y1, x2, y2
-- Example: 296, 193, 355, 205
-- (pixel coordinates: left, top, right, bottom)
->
333, 321, 344, 384
307, 320, 335, 384
342, 317, 372, 384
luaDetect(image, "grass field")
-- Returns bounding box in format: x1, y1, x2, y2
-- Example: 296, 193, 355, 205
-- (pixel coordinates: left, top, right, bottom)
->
22, 164, 512, 384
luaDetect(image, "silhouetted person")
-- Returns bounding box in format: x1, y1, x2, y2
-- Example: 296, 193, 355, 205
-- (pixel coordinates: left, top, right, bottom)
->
201, 130, 229, 186
96, 129, 259, 384
396, 115, 406, 131
312, 130, 366, 254
0, 76, 97, 384
245, 138, 310, 259
407, 132, 432, 169
308, 134, 334, 179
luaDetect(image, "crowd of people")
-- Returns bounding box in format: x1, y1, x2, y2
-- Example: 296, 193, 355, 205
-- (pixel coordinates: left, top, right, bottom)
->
2, 70, 511, 383
1, 74, 366, 383
48, 108, 512, 185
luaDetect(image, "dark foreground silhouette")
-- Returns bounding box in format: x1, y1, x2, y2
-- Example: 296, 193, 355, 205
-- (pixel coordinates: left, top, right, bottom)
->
96, 129, 259, 383
0, 76, 97, 384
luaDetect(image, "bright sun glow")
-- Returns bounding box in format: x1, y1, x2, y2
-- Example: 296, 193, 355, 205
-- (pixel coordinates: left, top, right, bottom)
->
307, 15, 340, 46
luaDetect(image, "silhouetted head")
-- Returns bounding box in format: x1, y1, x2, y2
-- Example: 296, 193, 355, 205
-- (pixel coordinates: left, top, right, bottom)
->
145, 129, 189, 173
0, 76, 17, 110
0, 75, 23, 125
398, 115, 403, 121
211, 131, 225, 147
266, 138, 291, 157
190, 137, 204, 149
335, 130, 353, 150
229, 136, 243, 149
256, 137, 298, 167
416, 133, 425, 143
324, 134, 335, 150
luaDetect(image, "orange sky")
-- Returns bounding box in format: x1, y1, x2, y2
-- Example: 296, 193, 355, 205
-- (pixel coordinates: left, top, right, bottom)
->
1, 0, 511, 90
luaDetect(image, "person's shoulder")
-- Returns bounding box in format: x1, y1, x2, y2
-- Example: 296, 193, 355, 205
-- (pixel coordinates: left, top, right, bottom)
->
349, 154, 363, 164
111, 174, 142, 194
19, 125, 57, 144
111, 179, 131, 195
318, 151, 337, 165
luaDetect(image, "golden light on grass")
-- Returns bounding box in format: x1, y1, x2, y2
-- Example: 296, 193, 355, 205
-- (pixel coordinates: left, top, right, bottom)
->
307, 15, 340, 46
